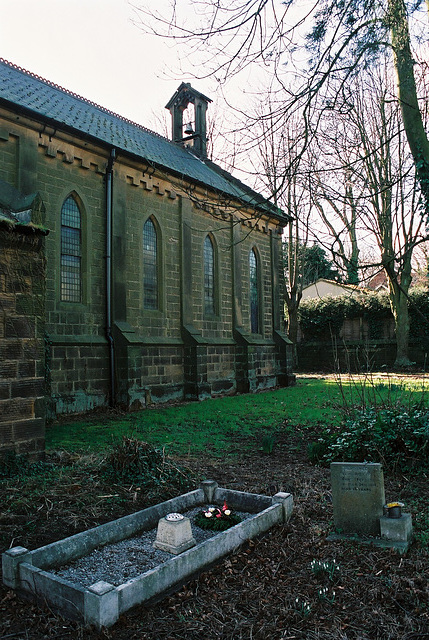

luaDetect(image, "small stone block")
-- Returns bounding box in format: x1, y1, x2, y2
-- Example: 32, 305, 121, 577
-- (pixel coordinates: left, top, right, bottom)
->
88, 580, 116, 596
201, 480, 218, 503
4, 546, 29, 557
85, 581, 119, 629
153, 515, 196, 554
2, 547, 31, 588
273, 492, 294, 522
380, 513, 413, 542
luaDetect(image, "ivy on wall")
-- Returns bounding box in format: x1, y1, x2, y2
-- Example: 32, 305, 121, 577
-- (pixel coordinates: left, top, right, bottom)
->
408, 288, 429, 342
298, 288, 429, 345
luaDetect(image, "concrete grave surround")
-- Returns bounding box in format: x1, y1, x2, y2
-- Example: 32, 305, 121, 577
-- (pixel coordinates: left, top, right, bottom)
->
331, 462, 385, 536
2, 481, 293, 629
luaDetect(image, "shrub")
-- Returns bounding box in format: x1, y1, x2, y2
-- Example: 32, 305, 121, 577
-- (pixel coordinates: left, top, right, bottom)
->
298, 296, 352, 341
101, 436, 193, 492
298, 291, 392, 342
0, 450, 51, 479
309, 405, 429, 471
298, 288, 429, 348
409, 288, 429, 346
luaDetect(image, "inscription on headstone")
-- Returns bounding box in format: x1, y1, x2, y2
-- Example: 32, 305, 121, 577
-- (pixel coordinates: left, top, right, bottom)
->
331, 462, 385, 536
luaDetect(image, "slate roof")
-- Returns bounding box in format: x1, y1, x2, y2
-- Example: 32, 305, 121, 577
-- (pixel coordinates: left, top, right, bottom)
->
0, 59, 288, 223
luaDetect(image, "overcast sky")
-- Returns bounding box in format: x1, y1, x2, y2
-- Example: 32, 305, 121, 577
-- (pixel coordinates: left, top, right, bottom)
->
0, 0, 215, 134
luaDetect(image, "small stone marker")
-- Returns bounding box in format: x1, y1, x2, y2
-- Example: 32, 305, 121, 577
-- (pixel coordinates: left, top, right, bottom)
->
331, 462, 385, 536
153, 513, 196, 554
380, 513, 413, 543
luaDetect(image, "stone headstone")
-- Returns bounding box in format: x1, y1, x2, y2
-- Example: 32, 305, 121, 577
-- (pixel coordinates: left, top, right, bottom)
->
331, 462, 385, 536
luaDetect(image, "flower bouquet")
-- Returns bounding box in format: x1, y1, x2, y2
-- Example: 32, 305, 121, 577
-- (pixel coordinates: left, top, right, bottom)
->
194, 501, 241, 531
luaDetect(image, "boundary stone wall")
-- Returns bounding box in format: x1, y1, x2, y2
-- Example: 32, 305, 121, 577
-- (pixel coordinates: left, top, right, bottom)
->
0, 225, 46, 459
296, 340, 427, 372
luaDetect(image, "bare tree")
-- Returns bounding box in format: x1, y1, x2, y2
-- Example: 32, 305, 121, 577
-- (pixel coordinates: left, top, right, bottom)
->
281, 170, 313, 361
132, 0, 429, 215
328, 67, 427, 365
243, 105, 314, 361
309, 116, 365, 284
133, 0, 429, 368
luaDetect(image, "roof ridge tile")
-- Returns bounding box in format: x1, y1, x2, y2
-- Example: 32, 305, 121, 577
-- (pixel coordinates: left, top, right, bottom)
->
0, 57, 165, 141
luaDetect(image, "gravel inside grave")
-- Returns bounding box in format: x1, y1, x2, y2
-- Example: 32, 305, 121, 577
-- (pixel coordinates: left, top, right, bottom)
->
52, 508, 252, 587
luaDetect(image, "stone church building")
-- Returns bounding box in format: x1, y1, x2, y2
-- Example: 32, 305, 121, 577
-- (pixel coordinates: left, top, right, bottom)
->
0, 58, 294, 455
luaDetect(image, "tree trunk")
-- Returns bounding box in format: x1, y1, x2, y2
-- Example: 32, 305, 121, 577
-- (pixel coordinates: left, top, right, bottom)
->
389, 0, 429, 213
386, 247, 414, 367
285, 294, 301, 368
287, 302, 299, 344
390, 285, 413, 367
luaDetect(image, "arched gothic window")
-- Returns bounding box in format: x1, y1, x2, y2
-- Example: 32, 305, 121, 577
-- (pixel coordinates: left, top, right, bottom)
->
249, 248, 259, 334
204, 235, 215, 315
60, 195, 82, 302
143, 217, 158, 310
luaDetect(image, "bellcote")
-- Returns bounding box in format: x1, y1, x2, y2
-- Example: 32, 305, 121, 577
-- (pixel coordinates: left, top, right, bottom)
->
165, 83, 212, 158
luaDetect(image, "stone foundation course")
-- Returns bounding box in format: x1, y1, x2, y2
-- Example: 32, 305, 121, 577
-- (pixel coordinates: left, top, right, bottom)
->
2, 481, 293, 629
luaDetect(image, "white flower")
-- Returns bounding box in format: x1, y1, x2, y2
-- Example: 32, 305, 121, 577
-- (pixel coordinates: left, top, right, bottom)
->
224, 509, 231, 516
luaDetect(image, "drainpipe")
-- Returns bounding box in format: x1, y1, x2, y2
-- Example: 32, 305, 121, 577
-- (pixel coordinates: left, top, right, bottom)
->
106, 148, 116, 406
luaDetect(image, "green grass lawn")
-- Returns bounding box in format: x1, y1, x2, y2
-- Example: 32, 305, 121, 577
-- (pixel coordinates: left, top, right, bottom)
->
46, 374, 429, 457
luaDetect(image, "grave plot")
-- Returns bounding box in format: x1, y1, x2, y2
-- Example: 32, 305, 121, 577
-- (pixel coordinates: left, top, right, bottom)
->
2, 481, 293, 629
328, 462, 413, 552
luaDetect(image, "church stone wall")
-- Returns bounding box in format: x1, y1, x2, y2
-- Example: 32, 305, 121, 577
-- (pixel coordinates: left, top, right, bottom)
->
35, 130, 110, 416
0, 106, 294, 420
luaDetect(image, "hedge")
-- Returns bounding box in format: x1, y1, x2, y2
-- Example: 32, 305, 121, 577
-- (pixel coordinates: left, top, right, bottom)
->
297, 287, 429, 343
